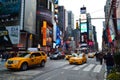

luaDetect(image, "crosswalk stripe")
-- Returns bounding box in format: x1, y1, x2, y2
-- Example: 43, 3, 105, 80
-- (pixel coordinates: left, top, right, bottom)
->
62, 65, 75, 69
72, 64, 87, 70
93, 65, 102, 73
83, 64, 95, 71
62, 64, 103, 73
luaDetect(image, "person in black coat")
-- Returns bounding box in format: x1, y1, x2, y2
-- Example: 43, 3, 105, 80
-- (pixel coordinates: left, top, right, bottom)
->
98, 52, 104, 65
95, 51, 99, 61
104, 51, 114, 74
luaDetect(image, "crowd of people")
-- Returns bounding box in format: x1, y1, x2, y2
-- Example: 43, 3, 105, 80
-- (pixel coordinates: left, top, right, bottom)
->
95, 50, 114, 75
0, 51, 18, 61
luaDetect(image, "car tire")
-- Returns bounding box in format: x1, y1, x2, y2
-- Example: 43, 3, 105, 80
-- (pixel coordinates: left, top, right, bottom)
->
69, 62, 72, 64
57, 57, 59, 60
40, 60, 45, 67
20, 62, 28, 71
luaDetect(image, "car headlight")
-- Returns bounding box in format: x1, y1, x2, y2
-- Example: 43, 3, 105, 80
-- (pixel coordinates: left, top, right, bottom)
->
53, 55, 58, 57
13, 60, 20, 64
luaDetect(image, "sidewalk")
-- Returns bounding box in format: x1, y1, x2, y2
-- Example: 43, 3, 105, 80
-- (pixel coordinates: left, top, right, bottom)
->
104, 65, 107, 80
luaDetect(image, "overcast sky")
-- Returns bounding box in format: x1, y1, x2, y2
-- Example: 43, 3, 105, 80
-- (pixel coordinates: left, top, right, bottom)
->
59, 0, 106, 50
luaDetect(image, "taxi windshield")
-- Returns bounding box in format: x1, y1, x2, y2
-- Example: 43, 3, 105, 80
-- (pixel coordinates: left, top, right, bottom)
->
18, 53, 30, 58
78, 54, 83, 58
72, 53, 78, 57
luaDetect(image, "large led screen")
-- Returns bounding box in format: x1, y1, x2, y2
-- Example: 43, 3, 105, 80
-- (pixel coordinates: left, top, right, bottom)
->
117, 19, 120, 36
80, 7, 86, 14
80, 14, 87, 22
0, 0, 21, 19
80, 23, 87, 33
24, 0, 36, 34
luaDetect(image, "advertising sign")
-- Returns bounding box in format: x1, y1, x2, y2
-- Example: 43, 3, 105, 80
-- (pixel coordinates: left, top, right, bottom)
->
56, 26, 61, 45
37, 7, 52, 25
89, 30, 93, 40
0, 0, 21, 18
0, 0, 21, 26
24, 0, 36, 34
42, 21, 47, 46
117, 19, 120, 36
107, 27, 112, 43
54, 0, 59, 4
80, 14, 87, 22
6, 26, 20, 44
80, 7, 86, 14
109, 19, 115, 40
80, 23, 87, 33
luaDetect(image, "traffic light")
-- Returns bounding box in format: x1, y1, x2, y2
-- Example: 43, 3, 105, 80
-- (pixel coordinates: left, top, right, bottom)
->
76, 21, 78, 29
29, 34, 32, 40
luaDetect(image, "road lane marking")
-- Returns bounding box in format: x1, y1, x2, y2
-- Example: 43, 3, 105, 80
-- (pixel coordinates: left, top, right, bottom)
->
72, 64, 87, 70
83, 64, 95, 71
13, 70, 43, 76
62, 65, 75, 69
93, 65, 102, 73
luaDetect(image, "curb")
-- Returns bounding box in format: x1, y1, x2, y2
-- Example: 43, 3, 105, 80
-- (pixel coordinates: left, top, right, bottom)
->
104, 72, 107, 80
104, 65, 107, 80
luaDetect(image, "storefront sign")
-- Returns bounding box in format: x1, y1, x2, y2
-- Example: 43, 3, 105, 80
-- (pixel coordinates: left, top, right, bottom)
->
42, 21, 47, 46
0, 31, 8, 36
6, 26, 20, 44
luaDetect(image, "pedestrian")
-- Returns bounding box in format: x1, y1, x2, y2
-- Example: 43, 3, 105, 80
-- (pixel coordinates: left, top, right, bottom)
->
99, 52, 104, 65
104, 50, 114, 74
1, 52, 4, 61
2, 52, 6, 61
4, 51, 9, 61
95, 51, 99, 61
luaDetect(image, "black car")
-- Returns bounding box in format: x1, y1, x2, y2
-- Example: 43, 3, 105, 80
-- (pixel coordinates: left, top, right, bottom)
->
49, 51, 65, 60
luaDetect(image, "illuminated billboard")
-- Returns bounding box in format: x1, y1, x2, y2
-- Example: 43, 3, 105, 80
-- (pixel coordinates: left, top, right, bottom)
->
24, 0, 36, 34
54, 0, 58, 4
80, 23, 87, 33
80, 7, 86, 14
42, 21, 47, 46
0, 0, 21, 18
117, 19, 120, 36
80, 14, 87, 22
0, 0, 21, 25
56, 26, 61, 45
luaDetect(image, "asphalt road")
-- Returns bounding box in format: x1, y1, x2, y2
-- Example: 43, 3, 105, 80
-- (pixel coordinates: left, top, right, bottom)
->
0, 57, 106, 80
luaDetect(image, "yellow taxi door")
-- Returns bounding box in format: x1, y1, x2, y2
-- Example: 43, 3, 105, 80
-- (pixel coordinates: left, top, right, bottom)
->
34, 52, 42, 65
30, 53, 38, 65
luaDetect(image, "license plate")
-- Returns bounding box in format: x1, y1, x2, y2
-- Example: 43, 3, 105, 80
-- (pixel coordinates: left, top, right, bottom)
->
7, 64, 12, 67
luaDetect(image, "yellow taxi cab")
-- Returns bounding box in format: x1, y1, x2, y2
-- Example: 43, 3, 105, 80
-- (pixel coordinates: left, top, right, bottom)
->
5, 51, 47, 71
69, 53, 87, 65
65, 50, 79, 60
88, 52, 95, 58
65, 54, 72, 60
